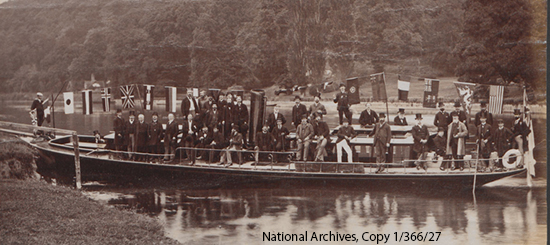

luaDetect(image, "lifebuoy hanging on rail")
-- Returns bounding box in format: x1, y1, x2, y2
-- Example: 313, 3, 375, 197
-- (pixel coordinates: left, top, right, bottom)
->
502, 149, 522, 169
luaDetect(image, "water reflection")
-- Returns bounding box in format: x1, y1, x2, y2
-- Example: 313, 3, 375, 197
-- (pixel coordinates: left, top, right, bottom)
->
84, 186, 546, 244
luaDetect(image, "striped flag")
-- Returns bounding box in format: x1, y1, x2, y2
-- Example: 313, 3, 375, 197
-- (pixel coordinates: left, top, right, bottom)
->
370, 72, 387, 101
397, 74, 410, 101
165, 86, 177, 113
488, 85, 504, 114
120, 85, 136, 109
101, 87, 111, 112
82, 90, 93, 115
63, 92, 74, 114
143, 85, 154, 110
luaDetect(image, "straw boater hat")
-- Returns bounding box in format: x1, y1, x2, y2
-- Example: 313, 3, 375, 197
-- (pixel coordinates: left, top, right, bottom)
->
37, 92, 43, 97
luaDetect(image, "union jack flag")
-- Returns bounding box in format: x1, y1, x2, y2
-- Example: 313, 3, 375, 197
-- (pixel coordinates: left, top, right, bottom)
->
120, 85, 135, 109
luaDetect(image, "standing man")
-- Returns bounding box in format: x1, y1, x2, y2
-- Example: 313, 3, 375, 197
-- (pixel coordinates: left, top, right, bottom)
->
511, 109, 530, 156
135, 113, 149, 161
492, 119, 512, 169
30, 92, 46, 126
295, 115, 314, 161
333, 84, 352, 125
163, 113, 178, 163
369, 113, 391, 172
206, 103, 222, 132
182, 113, 199, 160
433, 127, 448, 170
125, 111, 137, 159
219, 125, 243, 167
393, 108, 408, 126
433, 102, 450, 134
475, 101, 494, 126
313, 114, 330, 162
222, 95, 234, 138
308, 94, 327, 120
359, 103, 379, 127
148, 112, 163, 163
272, 118, 290, 151
181, 89, 200, 120
335, 118, 356, 163
446, 114, 468, 171
113, 109, 125, 153
291, 96, 308, 128
266, 105, 286, 131
411, 114, 429, 170
451, 101, 468, 123
476, 115, 492, 171
234, 96, 249, 146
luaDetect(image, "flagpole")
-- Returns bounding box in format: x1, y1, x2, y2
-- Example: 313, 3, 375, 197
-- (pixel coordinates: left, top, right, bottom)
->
523, 85, 533, 187
51, 80, 71, 129
383, 72, 389, 117
135, 84, 144, 111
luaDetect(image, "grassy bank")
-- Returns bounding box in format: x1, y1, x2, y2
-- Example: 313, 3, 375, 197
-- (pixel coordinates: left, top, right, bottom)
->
0, 179, 179, 244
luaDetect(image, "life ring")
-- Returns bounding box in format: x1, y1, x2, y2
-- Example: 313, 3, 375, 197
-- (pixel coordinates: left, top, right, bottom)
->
502, 149, 522, 169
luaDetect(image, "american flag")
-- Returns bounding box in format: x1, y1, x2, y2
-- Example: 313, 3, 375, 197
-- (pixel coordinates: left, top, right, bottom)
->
101, 87, 111, 112
120, 85, 135, 109
488, 85, 504, 114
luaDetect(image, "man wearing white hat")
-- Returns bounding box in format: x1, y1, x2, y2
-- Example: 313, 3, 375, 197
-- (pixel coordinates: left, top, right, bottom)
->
30, 92, 46, 126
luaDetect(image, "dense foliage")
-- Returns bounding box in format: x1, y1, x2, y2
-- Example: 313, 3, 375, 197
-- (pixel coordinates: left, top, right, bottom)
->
0, 0, 545, 92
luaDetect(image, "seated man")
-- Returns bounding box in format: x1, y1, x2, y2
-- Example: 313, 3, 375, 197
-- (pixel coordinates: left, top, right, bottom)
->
182, 113, 199, 159
208, 127, 226, 162
393, 108, 408, 125
336, 118, 356, 163
219, 125, 243, 167
295, 115, 314, 161
359, 103, 379, 127
312, 114, 330, 161
194, 125, 213, 162
255, 125, 275, 162
432, 127, 448, 171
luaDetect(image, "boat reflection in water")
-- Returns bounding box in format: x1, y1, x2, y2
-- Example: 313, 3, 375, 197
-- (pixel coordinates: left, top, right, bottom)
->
85, 185, 546, 245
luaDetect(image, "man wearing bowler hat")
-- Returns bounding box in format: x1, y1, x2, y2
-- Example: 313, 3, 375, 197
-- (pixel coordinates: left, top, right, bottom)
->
369, 113, 391, 173
475, 101, 493, 126
476, 115, 492, 171
433, 102, 450, 134
411, 113, 429, 170
291, 96, 308, 128
447, 113, 468, 171
492, 119, 512, 169
393, 108, 408, 126
333, 84, 352, 125
450, 101, 467, 124
125, 111, 137, 159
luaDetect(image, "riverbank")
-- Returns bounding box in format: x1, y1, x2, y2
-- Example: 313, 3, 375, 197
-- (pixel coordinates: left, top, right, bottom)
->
0, 132, 179, 244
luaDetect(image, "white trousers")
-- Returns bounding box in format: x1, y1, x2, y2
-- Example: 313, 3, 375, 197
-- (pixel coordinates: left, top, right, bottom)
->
336, 140, 353, 163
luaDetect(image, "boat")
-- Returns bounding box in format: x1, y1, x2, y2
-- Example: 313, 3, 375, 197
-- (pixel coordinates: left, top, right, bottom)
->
11, 130, 526, 191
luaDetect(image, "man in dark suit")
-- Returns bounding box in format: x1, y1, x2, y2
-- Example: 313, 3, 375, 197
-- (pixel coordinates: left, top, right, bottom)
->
181, 89, 200, 120
291, 96, 308, 128
219, 125, 243, 167
511, 109, 530, 156
163, 113, 178, 162
266, 105, 286, 132
333, 84, 352, 125
208, 127, 225, 162
272, 118, 290, 162
451, 101, 468, 123
182, 113, 199, 160
393, 108, 408, 126
30, 92, 46, 126
206, 103, 222, 131
147, 112, 163, 163
433, 102, 450, 135
313, 114, 330, 161
492, 119, 512, 168
475, 101, 494, 127
135, 113, 149, 161
221, 95, 234, 138
255, 125, 275, 162
113, 109, 125, 152
194, 125, 213, 162
359, 103, 379, 127
125, 111, 137, 159
476, 115, 492, 171
432, 127, 448, 170
233, 96, 249, 146
369, 113, 391, 173
411, 113, 429, 170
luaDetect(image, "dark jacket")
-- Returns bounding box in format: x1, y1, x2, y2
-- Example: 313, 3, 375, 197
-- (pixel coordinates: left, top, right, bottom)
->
256, 131, 275, 151
135, 121, 149, 147
333, 92, 350, 111
492, 126, 513, 156
370, 122, 391, 146
164, 120, 179, 147
411, 124, 429, 153
206, 109, 222, 129
233, 103, 249, 124
359, 110, 379, 126
475, 110, 494, 127
476, 123, 492, 154
113, 116, 125, 146
393, 116, 408, 126
182, 119, 199, 142
124, 120, 137, 146
147, 121, 162, 146
433, 135, 447, 156
337, 125, 357, 143
229, 132, 243, 149
266, 112, 287, 131
450, 110, 468, 123
272, 125, 290, 151
313, 120, 330, 139
434, 111, 450, 129
181, 96, 200, 118
291, 103, 308, 126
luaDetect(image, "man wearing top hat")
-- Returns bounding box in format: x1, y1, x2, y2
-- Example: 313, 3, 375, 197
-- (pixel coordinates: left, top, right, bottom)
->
333, 84, 352, 125
291, 96, 308, 128
125, 111, 137, 159
433, 102, 450, 133
476, 115, 492, 171
336, 118, 356, 163
181, 88, 200, 120
113, 109, 125, 152
450, 101, 468, 124
492, 119, 512, 169
511, 108, 530, 156
164, 113, 178, 162
369, 113, 391, 172
233, 96, 249, 146
446, 113, 468, 171
295, 115, 314, 161
433, 127, 448, 170
148, 112, 163, 163
393, 108, 408, 126
359, 103, 379, 127
411, 113, 429, 170
475, 101, 493, 127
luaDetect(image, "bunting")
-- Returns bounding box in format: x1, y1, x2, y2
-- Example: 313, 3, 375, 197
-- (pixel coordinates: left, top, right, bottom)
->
143, 85, 154, 110
165, 86, 177, 113
82, 90, 93, 115
101, 87, 111, 112
120, 85, 136, 109
370, 72, 387, 101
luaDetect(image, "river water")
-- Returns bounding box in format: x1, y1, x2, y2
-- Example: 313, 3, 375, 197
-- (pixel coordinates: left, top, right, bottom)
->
0, 100, 547, 244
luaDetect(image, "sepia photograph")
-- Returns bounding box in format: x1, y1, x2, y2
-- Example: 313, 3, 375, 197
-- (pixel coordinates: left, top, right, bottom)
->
0, 0, 546, 244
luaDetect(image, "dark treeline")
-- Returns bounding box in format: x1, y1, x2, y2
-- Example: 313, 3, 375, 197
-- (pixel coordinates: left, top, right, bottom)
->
0, 0, 545, 93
